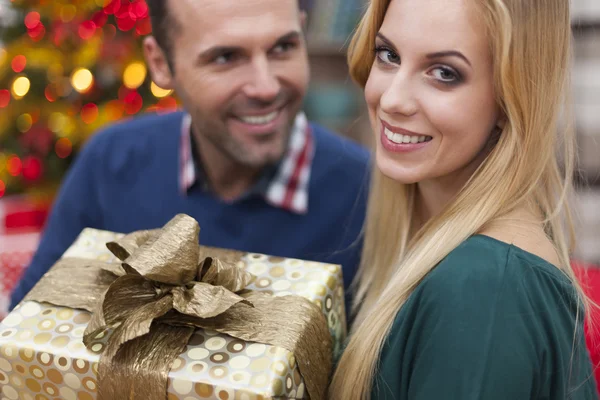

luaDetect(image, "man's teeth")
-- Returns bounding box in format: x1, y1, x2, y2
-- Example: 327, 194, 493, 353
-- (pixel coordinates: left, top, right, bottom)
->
239, 111, 279, 125
384, 127, 430, 144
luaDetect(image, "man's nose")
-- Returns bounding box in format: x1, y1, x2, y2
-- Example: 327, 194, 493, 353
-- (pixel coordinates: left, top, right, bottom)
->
243, 56, 281, 102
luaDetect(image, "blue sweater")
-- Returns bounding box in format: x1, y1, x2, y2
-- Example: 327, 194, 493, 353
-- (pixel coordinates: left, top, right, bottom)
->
10, 112, 370, 310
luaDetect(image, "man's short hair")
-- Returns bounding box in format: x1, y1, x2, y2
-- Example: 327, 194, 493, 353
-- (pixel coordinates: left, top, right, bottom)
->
145, 0, 178, 66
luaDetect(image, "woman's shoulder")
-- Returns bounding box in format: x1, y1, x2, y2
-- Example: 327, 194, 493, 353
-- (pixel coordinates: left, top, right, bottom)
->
418, 234, 575, 307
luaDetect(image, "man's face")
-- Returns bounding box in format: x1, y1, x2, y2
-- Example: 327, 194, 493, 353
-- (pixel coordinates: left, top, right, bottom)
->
147, 0, 310, 168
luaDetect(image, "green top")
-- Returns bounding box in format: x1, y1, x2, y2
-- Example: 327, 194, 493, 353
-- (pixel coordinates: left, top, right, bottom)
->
373, 235, 598, 400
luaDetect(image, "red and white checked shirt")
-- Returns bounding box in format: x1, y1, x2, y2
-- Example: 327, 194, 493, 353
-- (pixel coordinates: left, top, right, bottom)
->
179, 113, 315, 215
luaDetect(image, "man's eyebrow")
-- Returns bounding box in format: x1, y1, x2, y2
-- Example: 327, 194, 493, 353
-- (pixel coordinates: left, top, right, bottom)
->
198, 45, 243, 62
198, 30, 302, 62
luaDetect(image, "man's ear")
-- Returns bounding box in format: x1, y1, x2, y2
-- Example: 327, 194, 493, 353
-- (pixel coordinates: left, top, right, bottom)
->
143, 36, 175, 90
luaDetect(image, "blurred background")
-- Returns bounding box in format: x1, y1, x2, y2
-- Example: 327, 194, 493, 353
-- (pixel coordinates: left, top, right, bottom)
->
0, 0, 598, 316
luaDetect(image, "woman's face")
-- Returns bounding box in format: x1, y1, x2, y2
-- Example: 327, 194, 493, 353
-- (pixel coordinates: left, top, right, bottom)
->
365, 0, 500, 188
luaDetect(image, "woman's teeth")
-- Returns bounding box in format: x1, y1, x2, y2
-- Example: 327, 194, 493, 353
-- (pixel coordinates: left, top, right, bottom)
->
384, 128, 431, 144
238, 111, 279, 125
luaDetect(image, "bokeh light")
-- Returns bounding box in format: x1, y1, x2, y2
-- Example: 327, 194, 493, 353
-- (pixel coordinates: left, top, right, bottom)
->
7, 156, 22, 176
11, 55, 27, 73
48, 112, 67, 133
71, 68, 94, 93
55, 138, 73, 159
17, 113, 33, 133
81, 103, 99, 124
150, 82, 173, 98
79, 21, 97, 40
0, 90, 10, 108
123, 62, 147, 89
0, 180, 5, 198
22, 156, 42, 181
24, 11, 41, 29
60, 5, 77, 23
12, 76, 31, 98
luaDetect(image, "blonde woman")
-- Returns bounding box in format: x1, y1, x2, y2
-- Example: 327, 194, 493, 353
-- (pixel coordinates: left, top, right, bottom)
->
330, 0, 598, 399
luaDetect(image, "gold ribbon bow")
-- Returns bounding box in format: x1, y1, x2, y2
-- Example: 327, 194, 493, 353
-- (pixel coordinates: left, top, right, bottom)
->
25, 214, 332, 400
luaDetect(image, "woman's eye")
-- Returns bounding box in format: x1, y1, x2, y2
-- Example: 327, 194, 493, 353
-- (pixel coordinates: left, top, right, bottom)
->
375, 47, 400, 65
431, 66, 461, 84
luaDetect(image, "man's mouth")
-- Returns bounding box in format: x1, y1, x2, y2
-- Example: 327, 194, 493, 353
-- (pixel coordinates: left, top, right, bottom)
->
236, 110, 280, 126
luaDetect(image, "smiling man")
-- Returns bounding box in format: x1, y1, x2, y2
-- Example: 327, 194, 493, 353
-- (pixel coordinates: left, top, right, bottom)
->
10, 0, 370, 310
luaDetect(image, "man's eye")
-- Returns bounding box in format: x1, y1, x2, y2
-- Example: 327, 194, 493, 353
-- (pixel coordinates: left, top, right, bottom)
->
214, 53, 237, 65
272, 42, 297, 54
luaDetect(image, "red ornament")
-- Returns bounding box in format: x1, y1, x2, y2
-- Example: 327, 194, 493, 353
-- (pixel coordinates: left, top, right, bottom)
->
22, 156, 43, 182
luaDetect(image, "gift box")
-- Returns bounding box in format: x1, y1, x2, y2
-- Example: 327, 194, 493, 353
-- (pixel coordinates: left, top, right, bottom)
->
0, 215, 346, 400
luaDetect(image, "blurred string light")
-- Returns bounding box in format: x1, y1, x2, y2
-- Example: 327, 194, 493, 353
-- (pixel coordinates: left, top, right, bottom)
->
55, 138, 73, 159
11, 55, 27, 73
123, 62, 147, 89
0, 90, 10, 108
1, 0, 178, 196
60, 5, 77, 23
150, 82, 173, 98
48, 112, 67, 133
17, 113, 33, 133
81, 103, 99, 124
7, 156, 22, 177
12, 76, 31, 99
71, 68, 94, 93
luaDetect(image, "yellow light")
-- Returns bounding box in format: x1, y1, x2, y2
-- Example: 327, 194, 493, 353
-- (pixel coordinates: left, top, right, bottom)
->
95, 0, 112, 7
71, 68, 94, 93
60, 5, 77, 23
150, 82, 173, 98
12, 76, 31, 99
123, 62, 147, 90
49, 112, 67, 133
17, 114, 33, 133
0, 48, 6, 67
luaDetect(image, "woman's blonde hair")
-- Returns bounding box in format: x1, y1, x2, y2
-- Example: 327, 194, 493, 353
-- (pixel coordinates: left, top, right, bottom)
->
330, 0, 582, 398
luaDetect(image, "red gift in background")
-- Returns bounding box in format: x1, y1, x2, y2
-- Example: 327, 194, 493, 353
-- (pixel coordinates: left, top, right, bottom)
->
0, 195, 50, 318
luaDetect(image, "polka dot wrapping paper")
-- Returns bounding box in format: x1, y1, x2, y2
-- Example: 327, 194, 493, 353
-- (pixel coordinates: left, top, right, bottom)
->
0, 228, 347, 400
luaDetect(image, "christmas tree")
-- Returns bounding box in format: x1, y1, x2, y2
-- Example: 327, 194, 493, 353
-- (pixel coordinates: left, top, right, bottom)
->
0, 0, 179, 199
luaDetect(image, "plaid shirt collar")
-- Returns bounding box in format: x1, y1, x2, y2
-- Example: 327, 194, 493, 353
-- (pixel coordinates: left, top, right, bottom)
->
179, 112, 314, 215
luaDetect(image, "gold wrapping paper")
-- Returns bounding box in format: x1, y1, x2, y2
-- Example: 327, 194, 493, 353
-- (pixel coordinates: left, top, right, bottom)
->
0, 214, 346, 400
